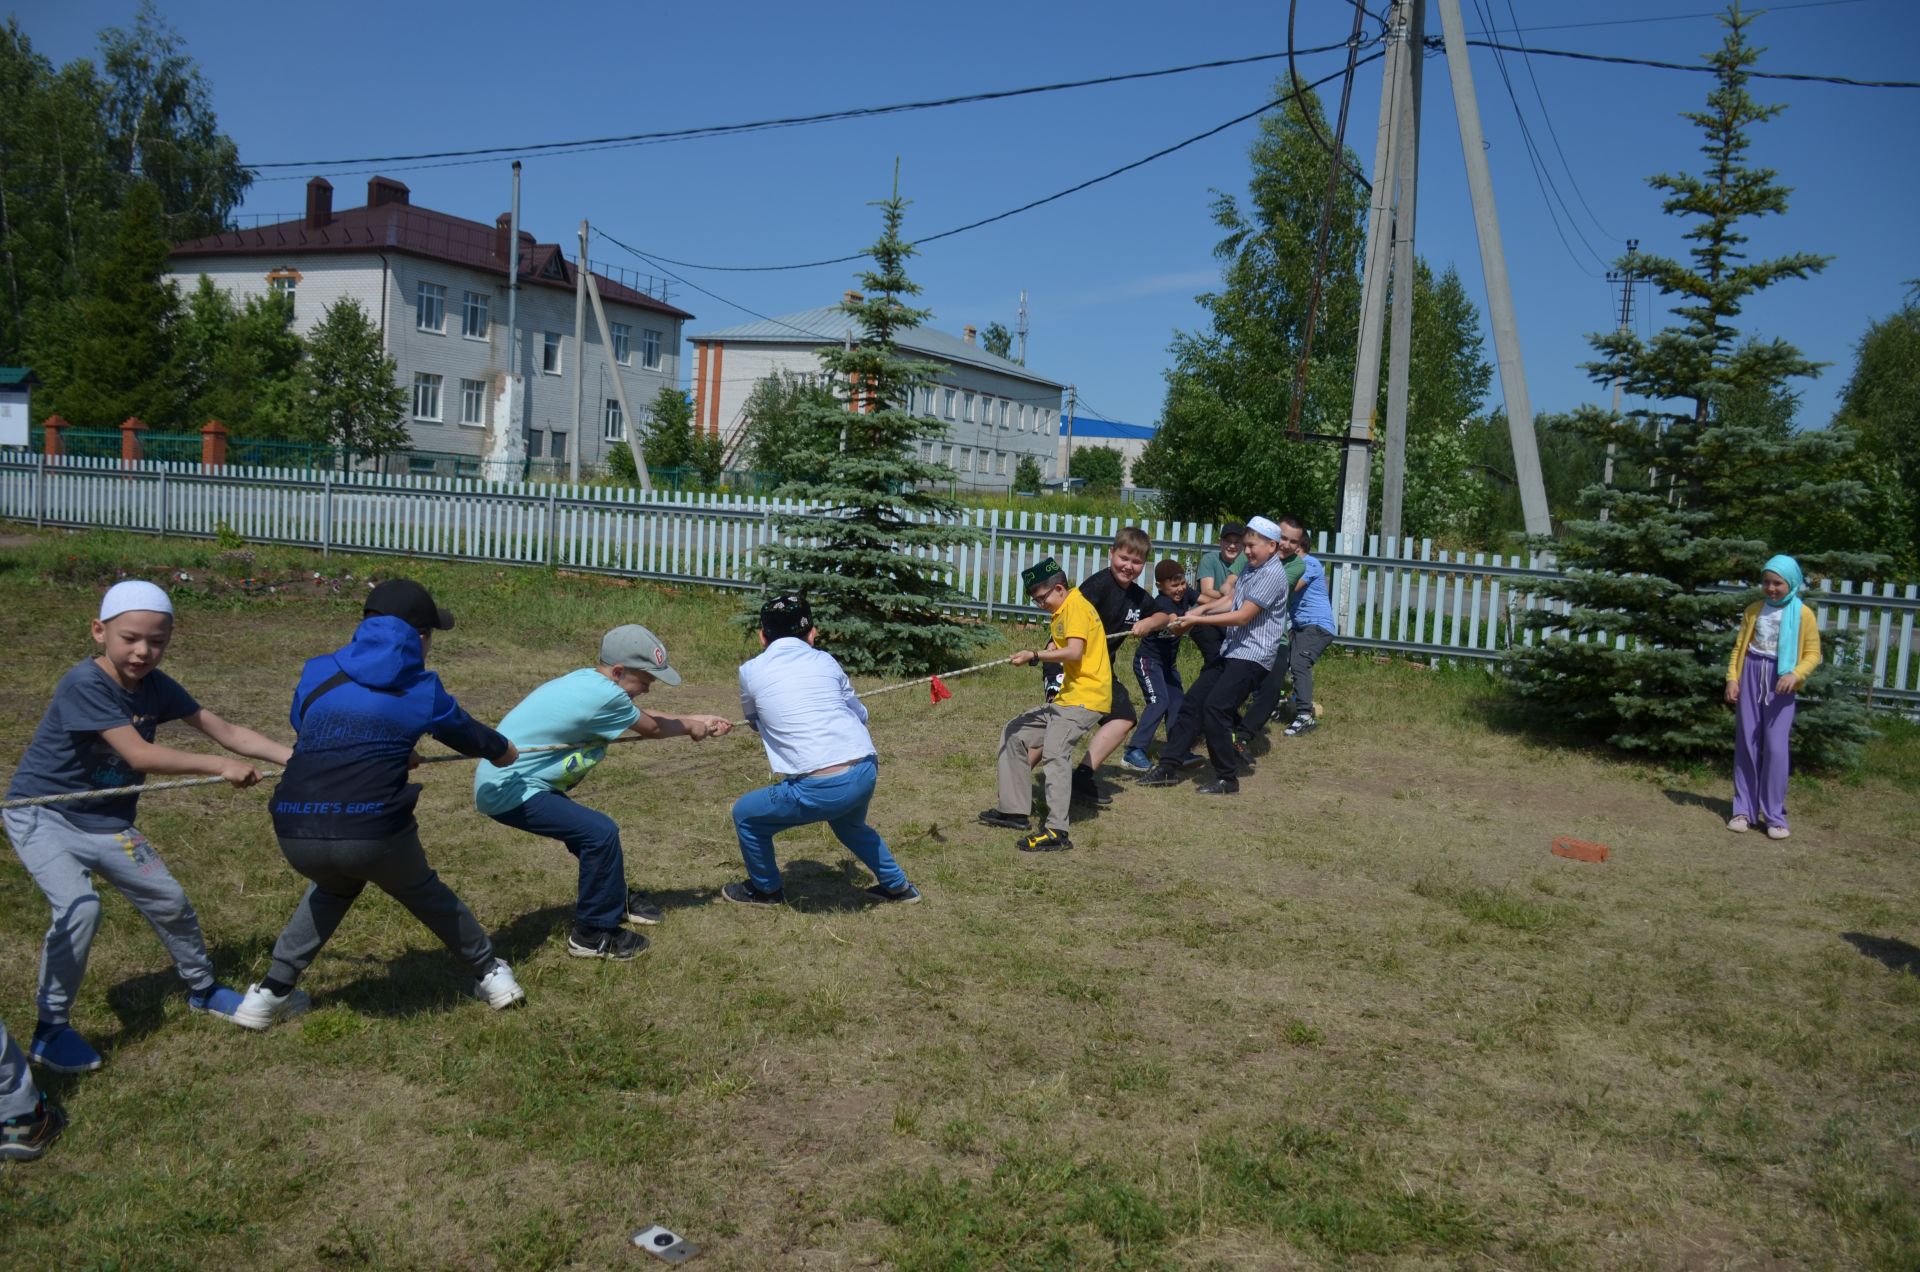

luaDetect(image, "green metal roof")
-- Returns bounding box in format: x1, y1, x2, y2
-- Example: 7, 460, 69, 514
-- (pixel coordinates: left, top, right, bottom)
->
0, 367, 39, 389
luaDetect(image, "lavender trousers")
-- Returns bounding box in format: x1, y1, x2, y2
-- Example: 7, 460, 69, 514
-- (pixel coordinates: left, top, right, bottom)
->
1732, 653, 1797, 829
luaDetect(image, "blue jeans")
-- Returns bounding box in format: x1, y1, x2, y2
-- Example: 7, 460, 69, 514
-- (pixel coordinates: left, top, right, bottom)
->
730, 756, 905, 894
488, 792, 627, 932
1130, 645, 1184, 751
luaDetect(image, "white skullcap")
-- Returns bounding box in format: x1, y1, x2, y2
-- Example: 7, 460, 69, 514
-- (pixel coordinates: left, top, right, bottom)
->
1245, 515, 1284, 542
99, 580, 174, 622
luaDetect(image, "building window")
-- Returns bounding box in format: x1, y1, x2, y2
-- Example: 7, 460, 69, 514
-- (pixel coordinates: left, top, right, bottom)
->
997, 452, 1010, 475
611, 322, 632, 366
603, 398, 624, 441
526, 429, 544, 458
416, 282, 445, 333
920, 441, 933, 460
459, 378, 486, 427
943, 388, 956, 419
550, 431, 567, 461
999, 400, 1010, 429
462, 291, 489, 339
958, 447, 973, 472
642, 327, 662, 369
267, 272, 298, 315
542, 331, 562, 374
963, 392, 976, 423
1039, 408, 1053, 434
941, 444, 954, 464
412, 372, 442, 422
1017, 404, 1028, 431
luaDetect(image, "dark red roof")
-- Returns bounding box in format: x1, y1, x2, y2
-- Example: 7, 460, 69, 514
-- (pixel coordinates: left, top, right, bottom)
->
171, 185, 693, 320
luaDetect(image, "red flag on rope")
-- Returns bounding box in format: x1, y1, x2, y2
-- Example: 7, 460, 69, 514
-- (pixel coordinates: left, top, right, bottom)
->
929, 675, 953, 705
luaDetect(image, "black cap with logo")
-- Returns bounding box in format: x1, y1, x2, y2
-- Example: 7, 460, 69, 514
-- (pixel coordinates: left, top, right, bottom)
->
364, 579, 455, 632
760, 593, 814, 641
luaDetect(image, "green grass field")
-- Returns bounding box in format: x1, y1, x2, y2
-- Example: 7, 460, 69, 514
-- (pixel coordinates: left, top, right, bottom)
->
0, 528, 1916, 1270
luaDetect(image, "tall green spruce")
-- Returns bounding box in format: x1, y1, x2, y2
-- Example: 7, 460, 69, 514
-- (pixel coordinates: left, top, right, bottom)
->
1508, 5, 1878, 765
745, 176, 989, 677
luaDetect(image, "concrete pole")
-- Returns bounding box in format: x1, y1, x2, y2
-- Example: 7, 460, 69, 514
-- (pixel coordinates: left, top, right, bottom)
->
570, 220, 587, 482
1335, 2, 1406, 560
1437, 0, 1552, 540
1062, 384, 1076, 484
508, 161, 521, 446
584, 269, 652, 493
1379, 0, 1425, 548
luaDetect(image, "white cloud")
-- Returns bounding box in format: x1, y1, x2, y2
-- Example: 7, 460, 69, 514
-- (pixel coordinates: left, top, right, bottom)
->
1060, 269, 1220, 308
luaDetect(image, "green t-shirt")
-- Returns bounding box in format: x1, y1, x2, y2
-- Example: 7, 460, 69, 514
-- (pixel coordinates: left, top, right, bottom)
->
1196, 549, 1246, 592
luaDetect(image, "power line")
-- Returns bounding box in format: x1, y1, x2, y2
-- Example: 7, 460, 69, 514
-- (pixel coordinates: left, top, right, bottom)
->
1497, 0, 1620, 244
622, 58, 1378, 276
1290, 0, 1378, 191
1468, 0, 1871, 37
244, 45, 1359, 173
1461, 37, 1920, 88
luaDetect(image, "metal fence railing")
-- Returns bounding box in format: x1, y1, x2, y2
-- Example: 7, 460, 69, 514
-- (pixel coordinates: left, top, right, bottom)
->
1, 452, 1913, 709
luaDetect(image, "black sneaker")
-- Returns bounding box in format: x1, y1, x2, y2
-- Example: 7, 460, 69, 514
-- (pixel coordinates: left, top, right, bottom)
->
0, 1099, 65, 1162
1196, 777, 1240, 795
624, 889, 664, 926
1072, 767, 1113, 807
864, 882, 924, 904
567, 925, 648, 960
1135, 765, 1184, 788
721, 880, 786, 908
978, 809, 1030, 830
1019, 827, 1073, 853
1283, 712, 1319, 737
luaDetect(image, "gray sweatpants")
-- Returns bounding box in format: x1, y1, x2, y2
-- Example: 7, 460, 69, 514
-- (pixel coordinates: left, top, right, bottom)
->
995, 704, 1101, 832
3, 805, 218, 1026
1289, 625, 1337, 712
268, 829, 495, 986
0, 1017, 40, 1120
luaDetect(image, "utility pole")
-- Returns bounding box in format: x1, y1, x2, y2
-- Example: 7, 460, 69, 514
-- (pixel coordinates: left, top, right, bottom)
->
1379, 0, 1425, 548
1062, 384, 1076, 483
1599, 238, 1638, 521
1016, 289, 1030, 365
1334, 0, 1407, 558
584, 269, 651, 493
1437, 0, 1551, 540
570, 220, 588, 482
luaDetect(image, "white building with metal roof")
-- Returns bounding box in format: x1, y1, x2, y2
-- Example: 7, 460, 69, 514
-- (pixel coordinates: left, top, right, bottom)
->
689, 294, 1066, 490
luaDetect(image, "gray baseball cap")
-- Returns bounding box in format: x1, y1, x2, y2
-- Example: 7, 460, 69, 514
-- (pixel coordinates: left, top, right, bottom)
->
599, 624, 682, 685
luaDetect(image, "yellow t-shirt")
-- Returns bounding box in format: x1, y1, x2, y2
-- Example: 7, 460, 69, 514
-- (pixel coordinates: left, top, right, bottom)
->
1051, 588, 1113, 713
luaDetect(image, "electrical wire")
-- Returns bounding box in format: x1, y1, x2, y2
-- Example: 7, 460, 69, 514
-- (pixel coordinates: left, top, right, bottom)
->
1468, 0, 1869, 37
1497, 0, 1620, 244
1460, 38, 1920, 89
244, 45, 1359, 173
600, 59, 1376, 278
1289, 0, 1379, 191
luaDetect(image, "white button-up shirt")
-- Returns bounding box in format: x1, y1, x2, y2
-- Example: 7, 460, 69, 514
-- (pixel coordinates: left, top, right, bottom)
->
738, 637, 876, 777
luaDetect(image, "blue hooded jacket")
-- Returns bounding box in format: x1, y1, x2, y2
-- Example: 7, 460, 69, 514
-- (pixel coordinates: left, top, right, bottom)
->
270, 616, 508, 840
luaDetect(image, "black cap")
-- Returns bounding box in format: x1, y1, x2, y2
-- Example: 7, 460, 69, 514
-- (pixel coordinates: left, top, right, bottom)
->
760, 593, 813, 641
364, 579, 454, 632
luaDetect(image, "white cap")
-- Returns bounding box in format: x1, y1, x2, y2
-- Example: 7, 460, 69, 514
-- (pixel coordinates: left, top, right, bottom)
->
98, 580, 174, 623
1245, 515, 1284, 542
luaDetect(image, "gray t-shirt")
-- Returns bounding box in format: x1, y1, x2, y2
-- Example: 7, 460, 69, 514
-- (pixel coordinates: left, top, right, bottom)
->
6, 659, 201, 831
1220, 556, 1293, 669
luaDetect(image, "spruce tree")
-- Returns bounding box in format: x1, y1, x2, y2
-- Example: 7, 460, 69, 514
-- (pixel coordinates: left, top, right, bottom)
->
745, 172, 989, 677
287, 298, 407, 457
1507, 5, 1877, 765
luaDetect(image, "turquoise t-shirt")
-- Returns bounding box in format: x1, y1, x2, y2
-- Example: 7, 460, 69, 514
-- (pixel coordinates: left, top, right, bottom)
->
474, 668, 642, 815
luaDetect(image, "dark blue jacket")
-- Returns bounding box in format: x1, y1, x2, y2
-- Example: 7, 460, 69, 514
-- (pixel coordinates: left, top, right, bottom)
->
270, 616, 508, 840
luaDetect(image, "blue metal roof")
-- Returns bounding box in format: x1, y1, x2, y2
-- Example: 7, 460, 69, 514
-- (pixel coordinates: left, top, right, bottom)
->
691, 306, 1062, 388
1063, 413, 1155, 440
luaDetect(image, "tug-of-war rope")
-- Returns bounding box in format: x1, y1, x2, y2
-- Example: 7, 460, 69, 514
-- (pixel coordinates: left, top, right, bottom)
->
0, 633, 1137, 812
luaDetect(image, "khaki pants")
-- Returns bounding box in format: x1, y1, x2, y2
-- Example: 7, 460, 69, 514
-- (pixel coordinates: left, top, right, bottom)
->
995, 705, 1101, 832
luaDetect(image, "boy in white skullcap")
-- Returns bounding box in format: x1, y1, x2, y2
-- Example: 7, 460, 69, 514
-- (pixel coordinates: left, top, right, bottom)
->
2, 581, 292, 1073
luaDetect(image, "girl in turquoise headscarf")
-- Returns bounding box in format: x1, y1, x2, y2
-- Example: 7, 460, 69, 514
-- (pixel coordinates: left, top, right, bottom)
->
1723, 554, 1822, 839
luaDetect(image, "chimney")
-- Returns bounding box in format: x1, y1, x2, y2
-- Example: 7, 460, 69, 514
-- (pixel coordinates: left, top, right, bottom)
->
843, 290, 863, 306
495, 214, 512, 264
963, 325, 977, 345
304, 177, 333, 229
366, 176, 410, 208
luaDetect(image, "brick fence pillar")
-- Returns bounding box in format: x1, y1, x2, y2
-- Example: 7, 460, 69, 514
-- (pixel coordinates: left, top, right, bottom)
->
120, 416, 144, 466
200, 418, 229, 468
41, 415, 66, 457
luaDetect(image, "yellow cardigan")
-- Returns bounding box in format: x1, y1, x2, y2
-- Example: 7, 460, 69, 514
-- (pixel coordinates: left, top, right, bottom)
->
1726, 600, 1822, 683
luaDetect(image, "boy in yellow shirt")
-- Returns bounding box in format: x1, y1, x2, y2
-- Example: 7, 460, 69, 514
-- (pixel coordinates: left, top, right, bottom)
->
980, 557, 1113, 852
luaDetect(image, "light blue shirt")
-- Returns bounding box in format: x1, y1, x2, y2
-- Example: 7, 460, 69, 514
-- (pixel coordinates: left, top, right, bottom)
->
739, 638, 876, 777
1220, 555, 1294, 669
1290, 553, 1337, 634
475, 668, 642, 815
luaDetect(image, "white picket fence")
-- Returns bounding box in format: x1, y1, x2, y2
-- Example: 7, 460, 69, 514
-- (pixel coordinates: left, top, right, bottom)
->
3, 452, 1915, 707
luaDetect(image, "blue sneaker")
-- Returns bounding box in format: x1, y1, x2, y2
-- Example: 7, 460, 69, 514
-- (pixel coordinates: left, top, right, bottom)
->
1121, 747, 1152, 772
187, 983, 247, 1023
28, 1024, 102, 1074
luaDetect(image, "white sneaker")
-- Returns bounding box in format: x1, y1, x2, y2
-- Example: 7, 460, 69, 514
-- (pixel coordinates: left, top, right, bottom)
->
1766, 825, 1791, 841
232, 983, 311, 1031
472, 959, 527, 1010
1726, 815, 1750, 832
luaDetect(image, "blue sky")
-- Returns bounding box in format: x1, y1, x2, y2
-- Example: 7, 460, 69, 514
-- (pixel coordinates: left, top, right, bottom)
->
16, 0, 1920, 433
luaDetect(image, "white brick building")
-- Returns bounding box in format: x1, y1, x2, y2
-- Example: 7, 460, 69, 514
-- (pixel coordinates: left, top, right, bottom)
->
168, 176, 693, 474
689, 297, 1065, 490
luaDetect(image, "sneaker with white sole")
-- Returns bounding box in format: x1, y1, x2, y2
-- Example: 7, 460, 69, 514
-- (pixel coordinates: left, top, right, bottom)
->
568, 926, 648, 960
231, 984, 311, 1032
471, 959, 527, 1009
1765, 825, 1791, 840
1726, 815, 1750, 832
0, 1098, 65, 1162
1121, 747, 1152, 772
624, 889, 664, 926
864, 882, 923, 904
187, 983, 247, 1023
1282, 712, 1319, 737
27, 1025, 101, 1074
